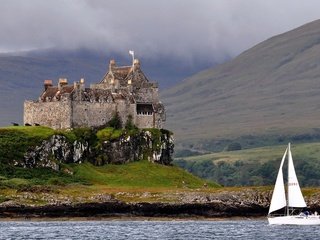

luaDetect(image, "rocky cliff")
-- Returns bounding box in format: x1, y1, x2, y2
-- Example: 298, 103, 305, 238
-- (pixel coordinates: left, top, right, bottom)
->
20, 129, 174, 170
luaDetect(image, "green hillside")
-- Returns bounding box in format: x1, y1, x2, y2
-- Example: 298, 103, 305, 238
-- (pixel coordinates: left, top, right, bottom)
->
0, 126, 219, 205
174, 142, 320, 187
0, 160, 219, 205
73, 161, 219, 189
163, 19, 320, 148
0, 160, 218, 191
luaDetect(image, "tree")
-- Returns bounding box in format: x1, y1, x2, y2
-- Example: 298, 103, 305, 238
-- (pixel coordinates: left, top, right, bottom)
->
108, 111, 122, 129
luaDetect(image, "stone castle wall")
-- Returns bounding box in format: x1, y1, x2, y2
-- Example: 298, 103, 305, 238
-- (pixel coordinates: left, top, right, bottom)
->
135, 115, 155, 129
134, 87, 159, 103
25, 99, 162, 129
71, 101, 137, 128
71, 101, 117, 128
24, 100, 72, 129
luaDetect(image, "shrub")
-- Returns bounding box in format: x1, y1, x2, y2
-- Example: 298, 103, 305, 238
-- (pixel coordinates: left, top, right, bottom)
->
73, 127, 97, 144
108, 112, 122, 129
96, 127, 124, 142
125, 114, 137, 130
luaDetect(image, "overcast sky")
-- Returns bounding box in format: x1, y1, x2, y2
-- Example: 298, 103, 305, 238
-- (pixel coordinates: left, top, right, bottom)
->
1, 0, 320, 63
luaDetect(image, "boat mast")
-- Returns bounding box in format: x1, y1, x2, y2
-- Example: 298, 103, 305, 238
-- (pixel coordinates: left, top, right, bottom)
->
286, 142, 290, 216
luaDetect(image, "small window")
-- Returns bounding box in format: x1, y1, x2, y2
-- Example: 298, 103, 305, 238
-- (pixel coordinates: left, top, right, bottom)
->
137, 104, 153, 115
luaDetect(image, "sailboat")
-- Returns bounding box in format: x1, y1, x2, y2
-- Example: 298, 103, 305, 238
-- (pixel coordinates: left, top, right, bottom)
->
268, 143, 320, 225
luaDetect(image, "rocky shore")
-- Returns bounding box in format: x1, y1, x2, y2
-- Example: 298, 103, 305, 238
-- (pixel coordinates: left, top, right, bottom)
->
0, 201, 267, 219
2, 188, 320, 219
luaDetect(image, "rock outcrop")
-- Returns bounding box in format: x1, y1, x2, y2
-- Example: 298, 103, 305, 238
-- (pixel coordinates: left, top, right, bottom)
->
22, 135, 89, 169
21, 130, 174, 170
97, 130, 174, 165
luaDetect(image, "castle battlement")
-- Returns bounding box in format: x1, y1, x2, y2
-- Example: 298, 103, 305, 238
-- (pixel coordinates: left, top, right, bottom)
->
24, 58, 165, 129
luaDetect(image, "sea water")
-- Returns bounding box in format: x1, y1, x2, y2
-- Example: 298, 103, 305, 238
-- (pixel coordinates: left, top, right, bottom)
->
1, 220, 320, 239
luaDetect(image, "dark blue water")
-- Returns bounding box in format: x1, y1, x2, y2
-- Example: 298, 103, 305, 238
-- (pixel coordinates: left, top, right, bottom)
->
1, 220, 320, 239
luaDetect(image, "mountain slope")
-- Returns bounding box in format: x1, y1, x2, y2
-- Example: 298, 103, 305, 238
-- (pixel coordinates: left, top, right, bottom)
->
163, 19, 320, 143
0, 50, 107, 126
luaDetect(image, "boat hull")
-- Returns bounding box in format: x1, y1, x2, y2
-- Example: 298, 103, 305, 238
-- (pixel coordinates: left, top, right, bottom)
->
268, 215, 320, 225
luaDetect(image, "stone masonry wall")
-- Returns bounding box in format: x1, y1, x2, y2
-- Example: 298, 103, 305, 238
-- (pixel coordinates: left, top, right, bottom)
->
115, 101, 136, 127
24, 100, 72, 129
24, 99, 162, 129
134, 87, 159, 103
72, 102, 116, 128
72, 101, 136, 128
135, 115, 155, 128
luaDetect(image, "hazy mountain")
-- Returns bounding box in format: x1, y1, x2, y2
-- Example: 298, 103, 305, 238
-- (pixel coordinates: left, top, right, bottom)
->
163, 19, 320, 145
0, 49, 222, 126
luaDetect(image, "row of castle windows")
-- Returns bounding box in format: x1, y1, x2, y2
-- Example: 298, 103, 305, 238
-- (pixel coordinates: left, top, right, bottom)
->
137, 111, 153, 116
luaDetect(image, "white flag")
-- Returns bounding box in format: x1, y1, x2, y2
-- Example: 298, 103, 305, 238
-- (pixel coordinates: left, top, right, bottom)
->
129, 50, 134, 56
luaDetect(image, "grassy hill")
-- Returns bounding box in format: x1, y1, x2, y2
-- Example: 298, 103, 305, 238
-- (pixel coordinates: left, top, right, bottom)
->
163, 19, 320, 148
174, 142, 320, 187
0, 126, 219, 205
0, 160, 220, 205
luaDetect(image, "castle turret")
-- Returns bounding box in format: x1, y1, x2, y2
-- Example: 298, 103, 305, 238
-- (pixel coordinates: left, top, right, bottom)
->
44, 79, 53, 91
58, 78, 68, 90
133, 59, 140, 70
109, 59, 116, 70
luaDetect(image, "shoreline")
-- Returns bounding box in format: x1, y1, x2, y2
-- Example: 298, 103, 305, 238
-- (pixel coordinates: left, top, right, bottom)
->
0, 215, 266, 222
0, 201, 268, 220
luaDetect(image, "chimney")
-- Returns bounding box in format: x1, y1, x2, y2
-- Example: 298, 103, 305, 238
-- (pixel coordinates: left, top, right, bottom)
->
109, 59, 116, 71
133, 59, 140, 68
80, 78, 85, 90
44, 79, 53, 91
58, 78, 68, 90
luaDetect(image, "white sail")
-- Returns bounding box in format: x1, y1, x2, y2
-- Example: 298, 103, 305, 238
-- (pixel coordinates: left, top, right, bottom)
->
268, 143, 320, 225
287, 143, 307, 208
268, 148, 287, 214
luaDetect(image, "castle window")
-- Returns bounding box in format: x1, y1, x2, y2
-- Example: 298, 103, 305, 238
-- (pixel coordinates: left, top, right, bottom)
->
137, 103, 153, 115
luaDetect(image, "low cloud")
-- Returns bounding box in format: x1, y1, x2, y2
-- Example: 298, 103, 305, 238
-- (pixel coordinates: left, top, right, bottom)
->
1, 0, 320, 63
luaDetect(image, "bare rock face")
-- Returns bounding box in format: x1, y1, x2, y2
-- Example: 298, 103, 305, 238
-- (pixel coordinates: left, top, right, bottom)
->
23, 135, 89, 170
21, 130, 174, 170
97, 130, 174, 165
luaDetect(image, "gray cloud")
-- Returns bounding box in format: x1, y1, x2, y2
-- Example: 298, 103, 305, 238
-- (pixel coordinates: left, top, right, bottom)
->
1, 0, 320, 63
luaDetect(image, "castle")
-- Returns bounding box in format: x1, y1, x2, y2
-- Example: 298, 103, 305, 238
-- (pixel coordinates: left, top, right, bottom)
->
24, 58, 165, 129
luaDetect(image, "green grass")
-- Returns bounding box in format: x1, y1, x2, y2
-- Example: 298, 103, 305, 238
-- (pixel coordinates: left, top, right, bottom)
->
174, 142, 320, 187
0, 160, 219, 192
0, 160, 220, 205
72, 161, 219, 189
0, 165, 88, 189
183, 142, 320, 164
0, 126, 55, 164
3, 126, 55, 138
97, 127, 124, 141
